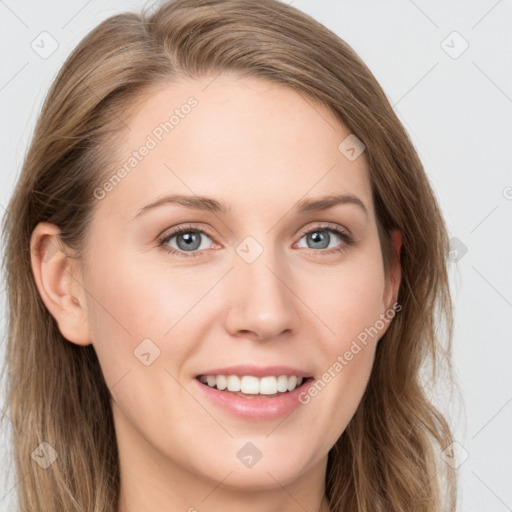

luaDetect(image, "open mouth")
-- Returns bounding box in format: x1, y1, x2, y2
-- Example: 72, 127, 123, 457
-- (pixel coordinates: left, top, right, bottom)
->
197, 374, 312, 398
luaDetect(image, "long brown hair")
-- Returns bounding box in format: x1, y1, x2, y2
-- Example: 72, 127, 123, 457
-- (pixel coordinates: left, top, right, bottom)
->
1, 0, 459, 510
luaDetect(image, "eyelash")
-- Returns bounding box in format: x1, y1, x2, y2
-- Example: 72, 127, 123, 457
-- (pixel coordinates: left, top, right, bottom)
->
157, 223, 354, 258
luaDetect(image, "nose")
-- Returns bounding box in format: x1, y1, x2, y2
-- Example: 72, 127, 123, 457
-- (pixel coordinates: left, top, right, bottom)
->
223, 247, 300, 342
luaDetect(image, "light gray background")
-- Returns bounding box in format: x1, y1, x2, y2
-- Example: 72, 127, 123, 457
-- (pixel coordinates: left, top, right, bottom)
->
1, 1, 511, 510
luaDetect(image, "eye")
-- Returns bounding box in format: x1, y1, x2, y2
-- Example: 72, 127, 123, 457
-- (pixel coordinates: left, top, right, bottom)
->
295, 224, 353, 255
158, 225, 215, 258
158, 223, 354, 258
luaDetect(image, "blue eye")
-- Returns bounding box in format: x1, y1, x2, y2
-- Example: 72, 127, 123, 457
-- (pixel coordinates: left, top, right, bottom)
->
158, 223, 353, 258
296, 227, 351, 252
159, 225, 214, 258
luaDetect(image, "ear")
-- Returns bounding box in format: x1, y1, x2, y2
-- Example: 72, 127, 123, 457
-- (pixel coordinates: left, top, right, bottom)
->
383, 229, 402, 309
30, 222, 92, 346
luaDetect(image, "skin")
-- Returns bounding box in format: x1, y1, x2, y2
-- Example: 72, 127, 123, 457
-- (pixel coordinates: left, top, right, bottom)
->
31, 74, 401, 512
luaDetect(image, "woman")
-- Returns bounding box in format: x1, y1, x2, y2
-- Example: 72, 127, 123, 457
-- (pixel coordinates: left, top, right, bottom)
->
1, 0, 459, 510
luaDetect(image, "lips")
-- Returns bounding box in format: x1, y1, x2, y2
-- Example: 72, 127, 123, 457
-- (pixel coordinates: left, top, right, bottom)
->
194, 365, 314, 420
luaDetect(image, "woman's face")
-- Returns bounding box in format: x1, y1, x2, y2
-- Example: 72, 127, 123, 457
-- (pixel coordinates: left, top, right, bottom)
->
57, 75, 401, 502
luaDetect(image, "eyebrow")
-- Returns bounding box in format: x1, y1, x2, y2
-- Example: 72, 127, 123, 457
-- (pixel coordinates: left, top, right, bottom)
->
133, 193, 368, 219
296, 193, 368, 216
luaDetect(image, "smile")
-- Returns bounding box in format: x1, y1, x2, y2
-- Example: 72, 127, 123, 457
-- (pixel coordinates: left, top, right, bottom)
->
194, 366, 314, 420
198, 374, 305, 396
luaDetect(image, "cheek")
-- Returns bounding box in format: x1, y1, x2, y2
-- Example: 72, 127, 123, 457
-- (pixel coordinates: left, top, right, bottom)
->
295, 243, 388, 435
310, 245, 388, 349
86, 241, 188, 330
82, 243, 231, 396
82, 250, 181, 384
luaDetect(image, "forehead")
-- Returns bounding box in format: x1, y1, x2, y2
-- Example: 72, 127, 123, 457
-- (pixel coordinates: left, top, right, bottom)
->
95, 74, 373, 222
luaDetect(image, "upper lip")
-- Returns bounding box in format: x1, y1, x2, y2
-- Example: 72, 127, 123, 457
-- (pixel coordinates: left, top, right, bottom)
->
196, 365, 312, 379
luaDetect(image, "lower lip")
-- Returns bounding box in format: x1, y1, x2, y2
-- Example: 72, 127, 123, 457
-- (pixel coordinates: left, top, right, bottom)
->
193, 378, 314, 420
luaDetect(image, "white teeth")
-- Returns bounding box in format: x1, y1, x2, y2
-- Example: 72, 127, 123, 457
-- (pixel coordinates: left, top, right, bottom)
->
240, 376, 259, 393
259, 376, 278, 395
200, 374, 306, 395
276, 375, 288, 392
227, 375, 241, 392
216, 375, 227, 391
287, 375, 298, 391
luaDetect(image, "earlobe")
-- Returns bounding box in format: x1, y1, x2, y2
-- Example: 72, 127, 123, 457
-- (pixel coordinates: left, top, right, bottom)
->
30, 222, 92, 346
